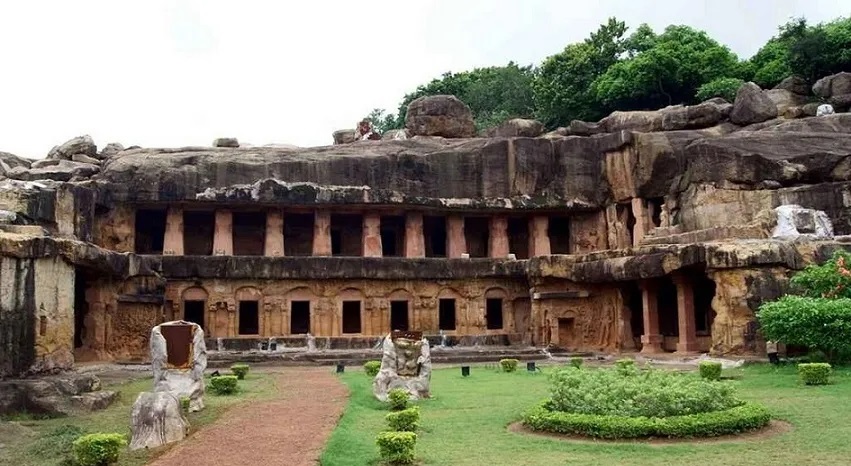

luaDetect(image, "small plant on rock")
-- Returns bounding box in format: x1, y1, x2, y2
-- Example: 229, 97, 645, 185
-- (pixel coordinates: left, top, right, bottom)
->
72, 433, 127, 466
179, 396, 191, 413
376, 431, 417, 465
364, 360, 381, 377
798, 363, 832, 385
500, 358, 519, 373
569, 357, 583, 368
386, 406, 420, 432
699, 361, 723, 380
388, 388, 410, 411
209, 375, 239, 395
230, 363, 250, 380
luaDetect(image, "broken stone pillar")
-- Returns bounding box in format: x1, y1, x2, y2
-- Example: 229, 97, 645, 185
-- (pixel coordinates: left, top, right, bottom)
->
673, 273, 699, 353
363, 213, 383, 257
489, 216, 509, 258
639, 280, 663, 354
150, 320, 207, 412
528, 216, 550, 256
129, 391, 189, 450
212, 210, 233, 256
404, 212, 425, 258
312, 210, 332, 256
163, 207, 183, 255
447, 215, 466, 258
264, 211, 284, 257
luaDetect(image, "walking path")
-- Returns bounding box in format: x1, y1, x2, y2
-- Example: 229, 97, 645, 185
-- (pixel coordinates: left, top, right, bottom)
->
150, 367, 348, 466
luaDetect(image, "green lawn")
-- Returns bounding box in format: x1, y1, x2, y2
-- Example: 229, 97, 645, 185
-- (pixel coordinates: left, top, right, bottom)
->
0, 372, 277, 466
321, 363, 851, 466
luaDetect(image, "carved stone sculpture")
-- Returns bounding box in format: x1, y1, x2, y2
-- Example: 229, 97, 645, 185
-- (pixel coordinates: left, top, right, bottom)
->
129, 391, 189, 450
150, 320, 207, 412
373, 330, 431, 402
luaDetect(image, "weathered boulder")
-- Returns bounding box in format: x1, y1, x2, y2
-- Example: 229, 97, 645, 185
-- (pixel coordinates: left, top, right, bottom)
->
0, 374, 112, 416
0, 152, 33, 170
71, 153, 101, 165
213, 137, 239, 148
565, 120, 603, 136
774, 75, 810, 96
802, 102, 821, 116
730, 82, 778, 125
332, 129, 356, 145
599, 101, 726, 133
71, 391, 119, 411
381, 129, 409, 140
758, 113, 851, 133
828, 93, 851, 112
46, 135, 97, 160
98, 142, 125, 158
12, 160, 100, 182
405, 95, 476, 138
151, 321, 207, 412
129, 391, 189, 450
765, 89, 809, 116
484, 118, 545, 137
813, 72, 851, 98
771, 204, 833, 239
373, 332, 431, 401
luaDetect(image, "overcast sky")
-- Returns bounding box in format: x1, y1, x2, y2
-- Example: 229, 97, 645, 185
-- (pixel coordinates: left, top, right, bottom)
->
0, 0, 847, 158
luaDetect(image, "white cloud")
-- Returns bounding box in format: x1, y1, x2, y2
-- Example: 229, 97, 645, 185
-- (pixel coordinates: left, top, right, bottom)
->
0, 0, 846, 158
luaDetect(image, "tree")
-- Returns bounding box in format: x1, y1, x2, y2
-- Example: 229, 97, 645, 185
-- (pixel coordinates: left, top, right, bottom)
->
592, 25, 741, 110
696, 77, 744, 102
532, 17, 628, 127
365, 108, 400, 135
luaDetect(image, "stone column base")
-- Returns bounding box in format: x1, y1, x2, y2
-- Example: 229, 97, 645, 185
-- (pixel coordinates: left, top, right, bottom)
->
675, 340, 701, 354
640, 334, 663, 354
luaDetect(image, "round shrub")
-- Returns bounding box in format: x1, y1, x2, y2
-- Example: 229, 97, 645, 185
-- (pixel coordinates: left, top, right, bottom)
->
500, 358, 519, 373
388, 388, 410, 411
72, 433, 127, 466
230, 363, 250, 380
386, 406, 420, 432
376, 431, 416, 465
798, 362, 831, 385
209, 375, 239, 395
569, 357, 583, 368
699, 361, 723, 381
364, 360, 381, 377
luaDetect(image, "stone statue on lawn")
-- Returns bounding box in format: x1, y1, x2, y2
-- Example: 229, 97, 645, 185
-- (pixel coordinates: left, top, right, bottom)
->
373, 330, 432, 402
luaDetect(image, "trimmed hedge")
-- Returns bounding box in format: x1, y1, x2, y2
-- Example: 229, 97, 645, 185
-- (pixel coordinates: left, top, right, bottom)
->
699, 361, 723, 381
376, 431, 416, 464
230, 363, 250, 380
388, 388, 410, 411
209, 375, 239, 395
387, 406, 420, 432
522, 401, 771, 439
798, 363, 831, 385
72, 433, 127, 466
500, 359, 519, 373
364, 360, 381, 377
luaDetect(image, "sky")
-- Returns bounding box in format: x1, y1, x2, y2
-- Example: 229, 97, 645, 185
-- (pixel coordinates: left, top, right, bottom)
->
0, 0, 848, 158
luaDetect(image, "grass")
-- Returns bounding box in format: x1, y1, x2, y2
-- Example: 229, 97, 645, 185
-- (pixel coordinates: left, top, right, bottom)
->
0, 371, 277, 466
321, 363, 851, 465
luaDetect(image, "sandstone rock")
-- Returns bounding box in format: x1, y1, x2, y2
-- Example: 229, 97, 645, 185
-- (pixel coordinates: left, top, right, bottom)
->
213, 137, 239, 148
828, 93, 851, 112
381, 129, 409, 140
813, 71, 851, 98
14, 160, 100, 182
730, 82, 778, 125
71, 153, 101, 165
0, 152, 32, 170
598, 101, 726, 133
484, 118, 545, 137
405, 95, 476, 138
151, 321, 207, 412
71, 390, 118, 411
565, 120, 603, 136
31, 159, 60, 169
802, 102, 821, 116
765, 89, 809, 116
775, 75, 810, 96
47, 135, 97, 160
760, 113, 851, 133
373, 332, 431, 401
129, 391, 189, 450
98, 142, 125, 158
772, 205, 833, 239
332, 129, 356, 145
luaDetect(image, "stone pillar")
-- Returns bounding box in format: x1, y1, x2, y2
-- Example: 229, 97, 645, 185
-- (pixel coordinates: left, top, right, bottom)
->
528, 216, 550, 256
447, 215, 466, 258
212, 210, 233, 256
489, 216, 509, 258
639, 280, 663, 354
163, 207, 184, 255
673, 273, 699, 353
362, 213, 382, 257
264, 211, 284, 257
404, 212, 425, 258
631, 198, 650, 247
227, 301, 236, 337
312, 210, 332, 256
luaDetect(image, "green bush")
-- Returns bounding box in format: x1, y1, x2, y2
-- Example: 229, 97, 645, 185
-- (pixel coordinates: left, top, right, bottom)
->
72, 433, 127, 466
699, 361, 723, 381
523, 401, 770, 439
569, 357, 583, 368
695, 77, 744, 103
364, 360, 381, 377
758, 295, 851, 362
500, 359, 519, 373
615, 359, 636, 376
548, 366, 742, 418
388, 388, 410, 411
376, 431, 417, 465
798, 363, 831, 385
209, 375, 239, 395
386, 406, 420, 432
179, 396, 190, 413
230, 363, 250, 380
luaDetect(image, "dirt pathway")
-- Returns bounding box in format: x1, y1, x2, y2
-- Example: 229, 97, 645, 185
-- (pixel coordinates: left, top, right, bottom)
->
150, 367, 348, 466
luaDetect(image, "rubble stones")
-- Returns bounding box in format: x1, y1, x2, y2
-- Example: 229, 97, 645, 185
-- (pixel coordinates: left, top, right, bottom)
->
405, 95, 476, 138
98, 142, 125, 158
46, 135, 97, 160
730, 82, 778, 125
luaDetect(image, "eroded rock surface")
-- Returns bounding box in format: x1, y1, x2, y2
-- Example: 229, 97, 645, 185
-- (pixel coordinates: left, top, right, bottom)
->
129, 391, 189, 450
373, 332, 431, 401
405, 95, 476, 138
730, 82, 778, 125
